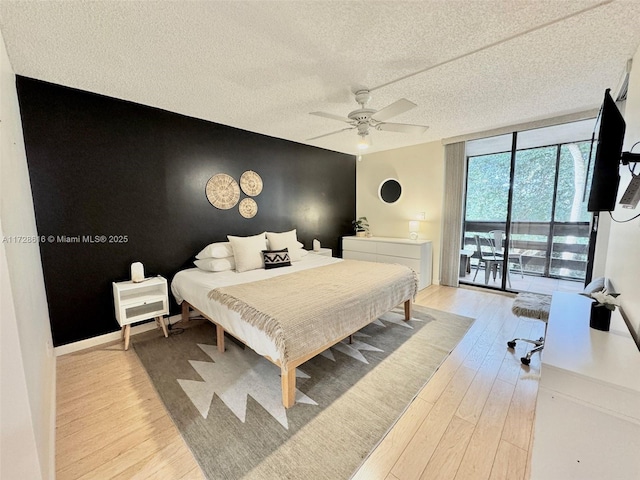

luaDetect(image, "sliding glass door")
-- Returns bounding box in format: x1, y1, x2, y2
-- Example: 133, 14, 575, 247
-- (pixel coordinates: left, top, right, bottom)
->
462, 138, 510, 288
461, 120, 595, 294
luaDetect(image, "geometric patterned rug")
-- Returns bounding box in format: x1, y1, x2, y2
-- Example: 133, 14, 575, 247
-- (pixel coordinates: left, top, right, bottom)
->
133, 304, 473, 480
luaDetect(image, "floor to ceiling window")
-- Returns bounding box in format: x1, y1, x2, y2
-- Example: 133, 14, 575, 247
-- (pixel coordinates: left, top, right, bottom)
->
461, 120, 596, 295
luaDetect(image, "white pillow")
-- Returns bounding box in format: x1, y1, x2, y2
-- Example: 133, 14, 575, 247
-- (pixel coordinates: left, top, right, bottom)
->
299, 248, 308, 257
265, 239, 304, 250
195, 242, 234, 259
228, 233, 268, 273
266, 230, 302, 261
194, 257, 235, 272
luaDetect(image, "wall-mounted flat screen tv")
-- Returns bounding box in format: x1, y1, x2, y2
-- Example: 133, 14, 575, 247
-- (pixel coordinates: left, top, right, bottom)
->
587, 89, 626, 212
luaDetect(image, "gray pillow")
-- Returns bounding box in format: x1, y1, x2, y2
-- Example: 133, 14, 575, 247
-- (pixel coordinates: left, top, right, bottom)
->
583, 276, 605, 294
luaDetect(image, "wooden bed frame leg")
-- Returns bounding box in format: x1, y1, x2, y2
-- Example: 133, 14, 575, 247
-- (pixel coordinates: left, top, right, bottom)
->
281, 367, 296, 408
348, 334, 354, 344
124, 325, 131, 350
216, 325, 225, 353
156, 316, 168, 338
181, 301, 190, 323
404, 299, 412, 321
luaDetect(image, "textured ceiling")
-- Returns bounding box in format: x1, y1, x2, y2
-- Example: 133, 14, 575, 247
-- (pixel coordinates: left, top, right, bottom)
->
1, 1, 640, 155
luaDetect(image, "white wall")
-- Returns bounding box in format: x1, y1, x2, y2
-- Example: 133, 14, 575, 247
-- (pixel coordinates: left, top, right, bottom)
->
605, 44, 640, 338
356, 141, 445, 285
0, 31, 55, 480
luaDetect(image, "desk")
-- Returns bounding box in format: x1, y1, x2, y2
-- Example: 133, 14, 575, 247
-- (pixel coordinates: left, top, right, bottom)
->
531, 292, 640, 479
459, 249, 474, 277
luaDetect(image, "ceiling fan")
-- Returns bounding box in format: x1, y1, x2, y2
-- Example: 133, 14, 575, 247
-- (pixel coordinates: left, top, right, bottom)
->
307, 89, 429, 149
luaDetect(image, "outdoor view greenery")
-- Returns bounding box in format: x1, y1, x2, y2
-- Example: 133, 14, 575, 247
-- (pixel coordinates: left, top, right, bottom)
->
464, 139, 593, 282
465, 141, 593, 223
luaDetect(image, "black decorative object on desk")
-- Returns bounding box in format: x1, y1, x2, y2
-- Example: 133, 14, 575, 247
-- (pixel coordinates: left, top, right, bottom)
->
589, 304, 612, 331
580, 282, 620, 332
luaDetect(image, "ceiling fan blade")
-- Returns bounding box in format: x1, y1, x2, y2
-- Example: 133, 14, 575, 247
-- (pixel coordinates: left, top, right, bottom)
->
306, 127, 354, 141
309, 111, 353, 123
370, 98, 417, 122
376, 122, 429, 134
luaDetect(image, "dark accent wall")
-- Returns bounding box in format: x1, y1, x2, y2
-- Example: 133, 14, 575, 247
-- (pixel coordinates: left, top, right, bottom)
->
16, 77, 355, 346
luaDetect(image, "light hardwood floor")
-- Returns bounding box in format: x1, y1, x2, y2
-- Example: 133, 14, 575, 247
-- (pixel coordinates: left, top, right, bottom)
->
56, 285, 542, 479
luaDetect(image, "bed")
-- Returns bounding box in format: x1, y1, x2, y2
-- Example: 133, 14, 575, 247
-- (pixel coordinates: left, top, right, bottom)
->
171, 252, 418, 408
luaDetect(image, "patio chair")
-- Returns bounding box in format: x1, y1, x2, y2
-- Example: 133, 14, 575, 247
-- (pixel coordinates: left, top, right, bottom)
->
472, 235, 502, 284
488, 230, 524, 279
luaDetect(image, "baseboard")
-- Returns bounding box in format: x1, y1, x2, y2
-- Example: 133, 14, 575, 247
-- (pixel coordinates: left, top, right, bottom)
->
54, 313, 184, 356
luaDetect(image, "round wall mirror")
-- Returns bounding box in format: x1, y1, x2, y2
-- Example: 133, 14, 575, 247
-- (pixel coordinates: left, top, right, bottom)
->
378, 178, 402, 204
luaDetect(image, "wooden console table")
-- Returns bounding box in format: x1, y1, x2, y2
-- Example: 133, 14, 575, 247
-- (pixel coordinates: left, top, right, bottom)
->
531, 292, 640, 479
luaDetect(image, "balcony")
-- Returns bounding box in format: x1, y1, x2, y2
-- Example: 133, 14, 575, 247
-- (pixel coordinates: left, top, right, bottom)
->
461, 220, 588, 295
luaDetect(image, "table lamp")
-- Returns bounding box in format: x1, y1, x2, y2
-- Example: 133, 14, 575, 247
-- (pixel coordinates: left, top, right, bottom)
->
409, 221, 419, 240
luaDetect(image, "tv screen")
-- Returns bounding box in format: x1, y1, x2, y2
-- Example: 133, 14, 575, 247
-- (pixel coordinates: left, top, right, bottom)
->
587, 89, 626, 212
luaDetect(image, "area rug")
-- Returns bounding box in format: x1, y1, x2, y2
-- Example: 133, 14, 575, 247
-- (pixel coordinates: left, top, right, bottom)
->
133, 305, 474, 480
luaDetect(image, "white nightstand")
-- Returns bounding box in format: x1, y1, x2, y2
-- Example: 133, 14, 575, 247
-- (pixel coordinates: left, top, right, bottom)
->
312, 247, 332, 257
112, 276, 169, 350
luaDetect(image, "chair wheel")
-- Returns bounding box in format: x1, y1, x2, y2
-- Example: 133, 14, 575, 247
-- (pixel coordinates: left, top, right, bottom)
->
507, 341, 516, 349
520, 356, 531, 366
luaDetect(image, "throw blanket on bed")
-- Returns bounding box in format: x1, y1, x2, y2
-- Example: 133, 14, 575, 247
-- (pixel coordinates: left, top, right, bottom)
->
208, 260, 418, 365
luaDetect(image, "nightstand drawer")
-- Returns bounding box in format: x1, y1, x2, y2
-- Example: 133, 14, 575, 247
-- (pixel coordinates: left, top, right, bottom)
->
125, 300, 166, 321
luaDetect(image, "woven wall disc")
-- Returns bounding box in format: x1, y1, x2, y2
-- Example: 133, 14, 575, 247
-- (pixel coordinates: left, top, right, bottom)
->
206, 173, 240, 209
240, 170, 263, 197
238, 198, 258, 218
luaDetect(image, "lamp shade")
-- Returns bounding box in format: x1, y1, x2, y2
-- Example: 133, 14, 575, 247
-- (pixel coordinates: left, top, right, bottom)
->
131, 262, 145, 282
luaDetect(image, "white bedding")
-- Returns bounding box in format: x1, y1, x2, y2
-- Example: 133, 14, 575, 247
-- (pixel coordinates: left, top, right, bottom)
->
171, 252, 342, 361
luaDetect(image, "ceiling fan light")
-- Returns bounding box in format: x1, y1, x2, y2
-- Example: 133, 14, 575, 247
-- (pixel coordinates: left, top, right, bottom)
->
357, 134, 370, 150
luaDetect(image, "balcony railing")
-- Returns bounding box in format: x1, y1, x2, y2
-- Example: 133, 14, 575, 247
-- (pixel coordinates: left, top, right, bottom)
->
463, 220, 590, 280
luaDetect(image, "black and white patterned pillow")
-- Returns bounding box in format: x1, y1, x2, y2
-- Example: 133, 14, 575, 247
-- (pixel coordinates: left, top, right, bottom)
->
262, 248, 291, 269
